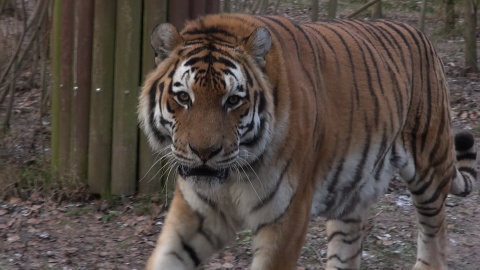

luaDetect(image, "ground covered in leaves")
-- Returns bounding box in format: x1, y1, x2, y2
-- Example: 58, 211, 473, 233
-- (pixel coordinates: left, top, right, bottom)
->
1, 2, 480, 270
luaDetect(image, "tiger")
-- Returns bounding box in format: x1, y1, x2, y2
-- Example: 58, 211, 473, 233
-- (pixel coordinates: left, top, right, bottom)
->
138, 13, 478, 270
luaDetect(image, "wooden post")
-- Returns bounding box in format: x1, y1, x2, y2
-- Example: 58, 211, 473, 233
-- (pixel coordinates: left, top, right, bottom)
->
50, 0, 61, 171
72, 0, 94, 181
138, 0, 168, 194
327, 0, 338, 19
190, 0, 207, 19
110, 0, 142, 195
371, 0, 382, 19
223, 0, 232, 12
311, 0, 319, 21
464, 0, 478, 73
59, 0, 74, 175
419, 0, 427, 31
206, 0, 221, 14
88, 0, 116, 195
169, 0, 189, 29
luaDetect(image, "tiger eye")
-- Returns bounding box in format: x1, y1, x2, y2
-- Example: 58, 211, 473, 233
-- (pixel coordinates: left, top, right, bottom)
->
227, 95, 240, 106
177, 92, 190, 103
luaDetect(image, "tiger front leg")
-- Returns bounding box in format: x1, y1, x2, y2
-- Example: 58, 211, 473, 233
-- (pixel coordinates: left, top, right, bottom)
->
250, 189, 312, 270
146, 187, 235, 270
325, 212, 369, 269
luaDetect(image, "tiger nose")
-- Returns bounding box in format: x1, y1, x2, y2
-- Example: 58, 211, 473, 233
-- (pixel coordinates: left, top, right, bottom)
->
188, 144, 222, 162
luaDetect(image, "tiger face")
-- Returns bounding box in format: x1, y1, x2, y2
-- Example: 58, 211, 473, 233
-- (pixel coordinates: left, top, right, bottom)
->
138, 23, 274, 188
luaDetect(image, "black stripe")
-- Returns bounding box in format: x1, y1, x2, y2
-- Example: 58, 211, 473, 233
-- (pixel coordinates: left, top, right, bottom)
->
323, 23, 361, 105
335, 22, 380, 126
181, 239, 201, 266
327, 246, 362, 263
417, 258, 431, 266
458, 167, 477, 178
456, 152, 477, 161
428, 112, 446, 164
168, 251, 184, 263
239, 118, 266, 147
416, 174, 451, 205
410, 172, 435, 195
183, 27, 237, 39
195, 191, 219, 210
257, 91, 266, 114
323, 24, 356, 204
148, 80, 167, 143
379, 21, 415, 118
251, 158, 292, 212
254, 194, 293, 234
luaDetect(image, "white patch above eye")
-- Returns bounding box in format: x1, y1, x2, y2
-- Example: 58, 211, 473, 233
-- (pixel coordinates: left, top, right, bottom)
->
222, 64, 247, 106
171, 61, 196, 103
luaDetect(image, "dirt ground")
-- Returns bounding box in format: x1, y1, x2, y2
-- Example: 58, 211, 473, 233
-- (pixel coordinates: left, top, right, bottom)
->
1, 2, 480, 270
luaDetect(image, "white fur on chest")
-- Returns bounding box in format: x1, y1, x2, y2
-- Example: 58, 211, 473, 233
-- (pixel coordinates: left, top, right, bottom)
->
179, 162, 295, 232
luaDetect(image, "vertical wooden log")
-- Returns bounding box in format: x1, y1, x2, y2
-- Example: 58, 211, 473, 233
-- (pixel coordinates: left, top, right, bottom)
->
88, 0, 116, 195
223, 0, 232, 12
327, 0, 337, 19
371, 0, 382, 19
444, 0, 456, 33
205, 0, 220, 14
190, 0, 221, 19
190, 0, 206, 19
50, 0, 61, 171
311, 0, 319, 21
464, 0, 478, 73
139, 0, 168, 194
419, 0, 427, 31
169, 0, 189, 29
72, 0, 94, 181
111, 0, 142, 195
59, 0, 74, 175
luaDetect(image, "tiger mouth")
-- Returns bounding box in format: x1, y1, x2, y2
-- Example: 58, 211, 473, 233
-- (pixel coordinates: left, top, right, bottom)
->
178, 165, 229, 181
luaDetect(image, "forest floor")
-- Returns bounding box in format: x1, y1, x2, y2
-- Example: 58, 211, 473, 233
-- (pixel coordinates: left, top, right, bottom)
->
1, 2, 480, 270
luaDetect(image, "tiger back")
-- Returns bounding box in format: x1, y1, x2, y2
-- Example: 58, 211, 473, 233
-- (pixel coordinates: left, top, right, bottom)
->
138, 14, 478, 270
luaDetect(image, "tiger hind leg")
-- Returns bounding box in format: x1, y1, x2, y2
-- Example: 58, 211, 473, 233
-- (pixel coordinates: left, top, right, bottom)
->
402, 132, 477, 270
400, 157, 450, 270
325, 212, 368, 269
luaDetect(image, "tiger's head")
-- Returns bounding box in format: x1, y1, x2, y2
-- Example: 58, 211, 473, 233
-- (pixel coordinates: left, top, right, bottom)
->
138, 19, 275, 187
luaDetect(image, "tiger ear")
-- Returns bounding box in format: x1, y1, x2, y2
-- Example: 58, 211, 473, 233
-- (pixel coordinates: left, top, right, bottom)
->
245, 27, 272, 67
151, 23, 183, 65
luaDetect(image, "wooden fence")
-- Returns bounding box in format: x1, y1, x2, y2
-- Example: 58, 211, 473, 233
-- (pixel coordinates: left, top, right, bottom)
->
50, 0, 220, 196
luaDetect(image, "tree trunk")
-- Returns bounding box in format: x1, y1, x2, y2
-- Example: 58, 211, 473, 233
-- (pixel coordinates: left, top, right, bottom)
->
260, 0, 269, 14
327, 0, 337, 19
223, 0, 232, 12
311, 0, 319, 21
50, 0, 61, 171
464, 0, 478, 73
371, 0, 382, 19
419, 0, 427, 31
444, 0, 456, 33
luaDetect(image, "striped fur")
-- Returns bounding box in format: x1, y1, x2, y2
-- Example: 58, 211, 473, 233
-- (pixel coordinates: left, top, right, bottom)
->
138, 14, 478, 270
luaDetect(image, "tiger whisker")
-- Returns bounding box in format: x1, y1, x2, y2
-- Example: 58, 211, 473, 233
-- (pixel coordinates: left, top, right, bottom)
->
163, 161, 178, 206
237, 156, 266, 197
147, 155, 176, 184
140, 151, 174, 182
236, 161, 263, 203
